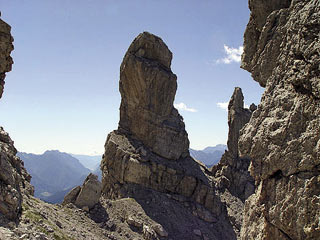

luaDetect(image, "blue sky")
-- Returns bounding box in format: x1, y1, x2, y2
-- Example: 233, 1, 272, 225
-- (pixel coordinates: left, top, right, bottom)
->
0, 0, 263, 155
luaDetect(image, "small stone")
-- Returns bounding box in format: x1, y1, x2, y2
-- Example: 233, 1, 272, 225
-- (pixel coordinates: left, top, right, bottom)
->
127, 216, 142, 228
19, 234, 28, 239
193, 229, 202, 236
82, 206, 89, 212
153, 224, 168, 237
55, 220, 62, 228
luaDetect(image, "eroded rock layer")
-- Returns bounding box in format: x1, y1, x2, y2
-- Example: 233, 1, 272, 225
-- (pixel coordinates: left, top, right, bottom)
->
240, 0, 320, 239
118, 32, 189, 160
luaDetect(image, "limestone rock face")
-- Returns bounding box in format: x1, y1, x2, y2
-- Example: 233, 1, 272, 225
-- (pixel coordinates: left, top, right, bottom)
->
63, 173, 102, 210
0, 14, 14, 99
240, 0, 320, 239
0, 127, 34, 220
118, 32, 189, 160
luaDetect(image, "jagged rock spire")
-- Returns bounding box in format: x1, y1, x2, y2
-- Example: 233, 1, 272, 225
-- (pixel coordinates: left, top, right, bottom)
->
227, 87, 253, 158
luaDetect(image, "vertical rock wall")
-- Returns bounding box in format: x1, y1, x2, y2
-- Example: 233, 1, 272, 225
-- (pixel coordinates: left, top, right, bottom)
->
240, 0, 320, 239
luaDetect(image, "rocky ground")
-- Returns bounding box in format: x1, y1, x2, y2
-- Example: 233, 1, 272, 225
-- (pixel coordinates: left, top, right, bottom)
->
0, 192, 234, 240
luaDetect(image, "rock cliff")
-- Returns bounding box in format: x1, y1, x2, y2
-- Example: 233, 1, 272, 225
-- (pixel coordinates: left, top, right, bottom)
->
0, 16, 33, 222
239, 0, 320, 239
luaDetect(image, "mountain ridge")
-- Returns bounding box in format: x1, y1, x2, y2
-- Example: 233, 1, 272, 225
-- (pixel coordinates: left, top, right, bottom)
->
17, 150, 90, 202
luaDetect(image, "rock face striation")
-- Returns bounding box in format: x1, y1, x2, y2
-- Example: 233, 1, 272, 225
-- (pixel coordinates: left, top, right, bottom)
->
239, 0, 320, 239
0, 16, 33, 221
118, 32, 189, 160
63, 173, 102, 210
0, 13, 14, 100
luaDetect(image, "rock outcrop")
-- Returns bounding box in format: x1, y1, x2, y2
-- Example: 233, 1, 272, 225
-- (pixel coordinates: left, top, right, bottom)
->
63, 173, 102, 210
101, 32, 247, 239
118, 32, 189, 160
0, 12, 14, 99
0, 16, 33, 222
239, 0, 320, 239
0, 127, 33, 221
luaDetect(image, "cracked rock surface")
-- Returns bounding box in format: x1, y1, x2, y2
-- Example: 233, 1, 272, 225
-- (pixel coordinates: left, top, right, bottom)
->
239, 0, 320, 239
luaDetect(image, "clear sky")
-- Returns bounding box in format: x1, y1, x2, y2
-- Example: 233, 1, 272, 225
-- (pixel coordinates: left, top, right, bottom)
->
0, 0, 263, 155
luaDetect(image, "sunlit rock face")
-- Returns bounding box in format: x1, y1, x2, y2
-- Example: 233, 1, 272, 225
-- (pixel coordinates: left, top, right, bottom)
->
118, 32, 189, 160
240, 0, 320, 239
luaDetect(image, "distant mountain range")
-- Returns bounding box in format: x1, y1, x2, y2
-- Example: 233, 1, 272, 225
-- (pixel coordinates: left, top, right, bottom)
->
18, 150, 91, 203
189, 144, 227, 167
70, 154, 101, 171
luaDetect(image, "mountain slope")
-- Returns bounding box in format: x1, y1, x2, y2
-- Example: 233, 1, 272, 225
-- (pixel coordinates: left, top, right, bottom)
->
18, 150, 90, 202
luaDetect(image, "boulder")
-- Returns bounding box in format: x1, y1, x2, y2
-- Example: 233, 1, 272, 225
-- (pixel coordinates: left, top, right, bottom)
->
63, 173, 102, 210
